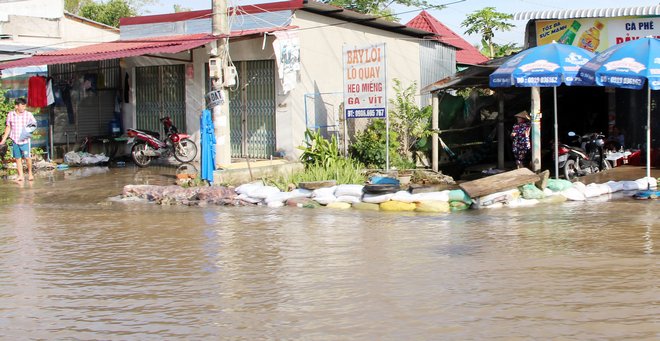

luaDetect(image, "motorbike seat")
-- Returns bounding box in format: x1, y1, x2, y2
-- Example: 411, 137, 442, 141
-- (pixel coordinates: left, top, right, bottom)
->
143, 130, 160, 139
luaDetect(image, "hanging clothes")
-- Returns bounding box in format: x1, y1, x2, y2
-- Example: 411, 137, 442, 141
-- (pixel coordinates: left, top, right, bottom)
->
61, 84, 75, 124
27, 76, 47, 107
123, 72, 130, 103
46, 78, 55, 105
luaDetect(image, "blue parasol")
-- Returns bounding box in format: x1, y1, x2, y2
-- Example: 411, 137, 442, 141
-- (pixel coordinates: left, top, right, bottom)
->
490, 42, 595, 177
200, 109, 216, 184
578, 37, 660, 182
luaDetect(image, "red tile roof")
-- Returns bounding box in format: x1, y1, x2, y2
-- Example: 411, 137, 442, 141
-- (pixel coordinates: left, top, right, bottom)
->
406, 10, 489, 66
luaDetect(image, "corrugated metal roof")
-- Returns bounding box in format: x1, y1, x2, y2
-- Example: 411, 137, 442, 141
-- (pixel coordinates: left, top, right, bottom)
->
0, 26, 294, 70
514, 5, 660, 20
0, 34, 215, 70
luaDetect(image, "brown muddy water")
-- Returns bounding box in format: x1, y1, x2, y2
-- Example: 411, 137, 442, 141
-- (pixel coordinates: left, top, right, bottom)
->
0, 165, 658, 340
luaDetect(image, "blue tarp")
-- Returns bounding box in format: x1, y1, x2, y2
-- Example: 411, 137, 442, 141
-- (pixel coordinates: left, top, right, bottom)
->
200, 109, 216, 184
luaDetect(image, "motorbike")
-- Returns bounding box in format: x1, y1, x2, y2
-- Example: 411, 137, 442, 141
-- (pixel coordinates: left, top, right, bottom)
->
555, 131, 610, 180
127, 116, 198, 167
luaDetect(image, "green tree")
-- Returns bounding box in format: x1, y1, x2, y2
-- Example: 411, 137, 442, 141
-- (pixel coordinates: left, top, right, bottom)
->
461, 7, 514, 58
79, 0, 135, 27
66, 0, 157, 21
389, 79, 430, 161
325, 0, 444, 22
173, 4, 191, 12
480, 42, 521, 58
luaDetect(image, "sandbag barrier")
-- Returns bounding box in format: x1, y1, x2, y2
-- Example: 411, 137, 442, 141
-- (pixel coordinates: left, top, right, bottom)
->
119, 176, 659, 210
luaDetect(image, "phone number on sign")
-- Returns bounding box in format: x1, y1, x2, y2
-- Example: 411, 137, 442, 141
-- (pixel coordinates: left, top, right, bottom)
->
346, 108, 386, 119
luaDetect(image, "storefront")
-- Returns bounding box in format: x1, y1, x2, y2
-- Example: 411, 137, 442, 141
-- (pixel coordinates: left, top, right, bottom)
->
516, 6, 660, 151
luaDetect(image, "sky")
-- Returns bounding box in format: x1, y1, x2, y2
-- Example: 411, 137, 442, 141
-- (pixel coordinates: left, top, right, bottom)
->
142, 0, 658, 47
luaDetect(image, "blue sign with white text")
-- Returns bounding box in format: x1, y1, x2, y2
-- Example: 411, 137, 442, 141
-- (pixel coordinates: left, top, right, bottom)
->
346, 108, 386, 119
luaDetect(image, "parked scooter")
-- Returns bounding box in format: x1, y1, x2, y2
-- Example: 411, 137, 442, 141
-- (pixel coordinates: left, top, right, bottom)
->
127, 116, 198, 167
555, 131, 610, 180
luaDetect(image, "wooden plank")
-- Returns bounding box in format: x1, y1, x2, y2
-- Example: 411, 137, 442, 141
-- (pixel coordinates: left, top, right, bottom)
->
459, 168, 540, 198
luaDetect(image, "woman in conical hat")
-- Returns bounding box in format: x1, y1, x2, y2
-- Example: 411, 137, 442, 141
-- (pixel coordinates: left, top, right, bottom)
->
511, 110, 531, 169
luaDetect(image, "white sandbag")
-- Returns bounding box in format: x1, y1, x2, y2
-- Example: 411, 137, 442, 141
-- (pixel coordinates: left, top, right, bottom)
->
561, 187, 586, 201
235, 182, 263, 195
506, 198, 539, 207
64, 151, 81, 164
621, 181, 640, 191
267, 201, 284, 208
313, 195, 337, 205
265, 191, 293, 204
543, 188, 554, 196
572, 181, 586, 193
583, 183, 610, 198
587, 193, 612, 203
476, 188, 520, 207
481, 202, 504, 209
411, 190, 450, 202
606, 181, 624, 193
312, 186, 337, 198
247, 185, 281, 199
362, 193, 394, 204
289, 188, 313, 198
237, 193, 262, 204
635, 177, 657, 190
391, 190, 415, 203
334, 184, 364, 197
335, 195, 361, 204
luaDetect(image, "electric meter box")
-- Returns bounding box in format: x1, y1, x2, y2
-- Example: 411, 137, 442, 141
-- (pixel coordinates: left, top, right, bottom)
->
224, 65, 237, 86
208, 57, 222, 79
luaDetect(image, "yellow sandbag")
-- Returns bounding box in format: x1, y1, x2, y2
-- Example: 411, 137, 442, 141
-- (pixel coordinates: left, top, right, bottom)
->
352, 202, 381, 211
326, 202, 352, 209
415, 200, 450, 213
380, 200, 416, 211
538, 194, 567, 204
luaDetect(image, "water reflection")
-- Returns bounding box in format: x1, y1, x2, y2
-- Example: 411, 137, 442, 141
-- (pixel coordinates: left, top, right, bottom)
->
0, 168, 657, 339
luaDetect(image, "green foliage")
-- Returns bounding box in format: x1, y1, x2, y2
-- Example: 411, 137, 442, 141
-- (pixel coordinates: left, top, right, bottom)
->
66, 0, 155, 17
461, 7, 514, 58
480, 42, 521, 58
0, 89, 13, 140
266, 157, 367, 191
173, 4, 192, 12
324, 0, 444, 21
389, 79, 432, 161
298, 129, 341, 167
349, 119, 413, 169
79, 0, 136, 27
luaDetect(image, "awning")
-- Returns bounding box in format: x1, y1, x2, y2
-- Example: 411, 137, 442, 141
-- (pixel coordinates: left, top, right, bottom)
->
0, 33, 217, 70
421, 56, 509, 93
514, 5, 660, 20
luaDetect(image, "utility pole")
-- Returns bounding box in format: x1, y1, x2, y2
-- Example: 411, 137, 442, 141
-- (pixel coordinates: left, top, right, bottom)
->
211, 0, 231, 167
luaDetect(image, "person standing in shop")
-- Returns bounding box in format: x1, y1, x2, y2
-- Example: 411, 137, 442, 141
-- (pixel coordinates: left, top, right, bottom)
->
1, 97, 37, 182
511, 110, 532, 169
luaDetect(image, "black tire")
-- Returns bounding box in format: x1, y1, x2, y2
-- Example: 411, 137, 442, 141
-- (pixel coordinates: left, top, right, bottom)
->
131, 142, 153, 167
363, 183, 400, 194
173, 138, 197, 163
563, 159, 578, 180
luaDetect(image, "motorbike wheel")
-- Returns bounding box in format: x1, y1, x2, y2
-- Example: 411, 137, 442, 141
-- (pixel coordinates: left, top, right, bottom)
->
173, 138, 198, 163
563, 159, 578, 180
131, 142, 153, 167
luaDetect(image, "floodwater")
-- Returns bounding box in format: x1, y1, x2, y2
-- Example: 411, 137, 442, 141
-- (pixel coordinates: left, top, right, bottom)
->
0, 165, 658, 340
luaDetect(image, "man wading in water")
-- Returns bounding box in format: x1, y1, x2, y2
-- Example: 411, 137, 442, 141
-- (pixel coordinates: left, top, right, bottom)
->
1, 97, 37, 182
